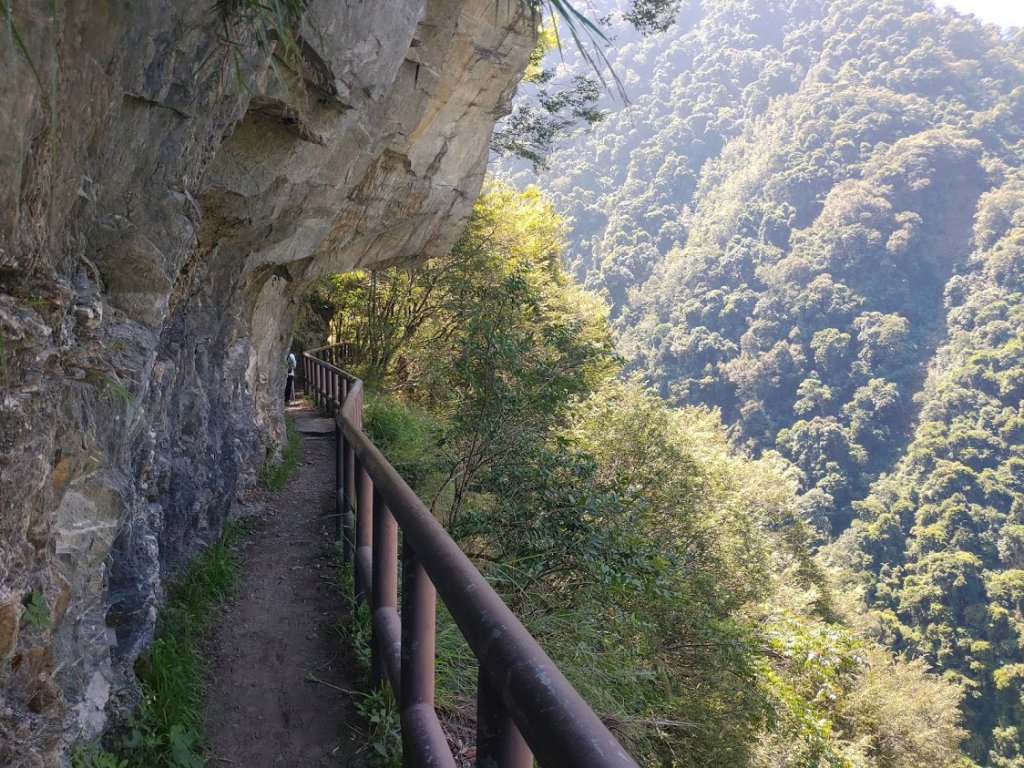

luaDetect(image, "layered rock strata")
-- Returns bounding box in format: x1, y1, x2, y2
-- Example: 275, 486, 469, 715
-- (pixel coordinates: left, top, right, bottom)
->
0, 1, 532, 762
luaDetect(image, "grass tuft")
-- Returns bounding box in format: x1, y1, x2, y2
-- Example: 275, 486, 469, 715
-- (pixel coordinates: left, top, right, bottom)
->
261, 413, 301, 490
115, 521, 249, 768
334, 547, 403, 766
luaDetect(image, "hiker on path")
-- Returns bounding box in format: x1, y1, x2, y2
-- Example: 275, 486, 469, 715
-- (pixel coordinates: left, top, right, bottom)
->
285, 351, 297, 403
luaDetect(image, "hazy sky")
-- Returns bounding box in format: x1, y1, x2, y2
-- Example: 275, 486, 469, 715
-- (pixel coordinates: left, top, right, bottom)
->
936, 0, 1024, 27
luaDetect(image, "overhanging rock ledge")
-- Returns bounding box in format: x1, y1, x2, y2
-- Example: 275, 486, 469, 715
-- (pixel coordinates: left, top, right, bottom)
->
0, 1, 533, 762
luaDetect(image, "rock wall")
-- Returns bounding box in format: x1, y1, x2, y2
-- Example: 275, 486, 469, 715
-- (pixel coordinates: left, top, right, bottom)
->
0, 1, 532, 763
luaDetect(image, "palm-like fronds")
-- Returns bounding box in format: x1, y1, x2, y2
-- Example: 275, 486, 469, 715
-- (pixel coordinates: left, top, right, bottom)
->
521, 0, 626, 102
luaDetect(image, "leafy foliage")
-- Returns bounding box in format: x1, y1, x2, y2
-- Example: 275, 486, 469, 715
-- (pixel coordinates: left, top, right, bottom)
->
826, 171, 1024, 766
21, 590, 51, 631
71, 746, 128, 768
501, 3, 1024, 758
305, 183, 970, 766
494, 0, 692, 168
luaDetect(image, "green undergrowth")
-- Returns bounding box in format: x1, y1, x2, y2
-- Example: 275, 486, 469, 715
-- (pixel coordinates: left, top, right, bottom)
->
74, 521, 250, 768
344, 396, 480, 760
334, 554, 403, 767
261, 413, 301, 490
124, 520, 249, 767
353, 395, 475, 744
70, 746, 127, 768
362, 392, 444, 495
433, 606, 476, 714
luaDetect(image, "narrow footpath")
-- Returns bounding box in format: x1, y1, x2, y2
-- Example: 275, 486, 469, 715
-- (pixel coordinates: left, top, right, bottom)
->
205, 403, 362, 767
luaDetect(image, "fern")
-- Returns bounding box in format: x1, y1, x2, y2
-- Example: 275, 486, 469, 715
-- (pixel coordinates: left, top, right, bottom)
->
522, 0, 626, 100
22, 591, 51, 630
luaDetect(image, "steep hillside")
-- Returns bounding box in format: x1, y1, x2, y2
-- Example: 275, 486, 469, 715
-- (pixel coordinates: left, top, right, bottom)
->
299, 182, 972, 768
520, 0, 1024, 762
831, 172, 1024, 765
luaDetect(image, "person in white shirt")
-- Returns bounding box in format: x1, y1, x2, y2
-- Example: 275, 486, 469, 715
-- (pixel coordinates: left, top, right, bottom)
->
285, 352, 297, 403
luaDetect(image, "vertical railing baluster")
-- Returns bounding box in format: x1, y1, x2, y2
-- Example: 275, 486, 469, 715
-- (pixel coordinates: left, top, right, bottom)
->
313, 361, 319, 408
371, 486, 398, 691
400, 539, 438, 764
316, 361, 323, 409
318, 364, 325, 410
334, 418, 344, 541
477, 672, 532, 768
354, 384, 363, 430
343, 436, 355, 564
355, 458, 373, 604
339, 375, 354, 563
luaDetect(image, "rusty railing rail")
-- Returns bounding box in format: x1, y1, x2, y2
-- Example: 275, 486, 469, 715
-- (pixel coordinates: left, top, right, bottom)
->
303, 344, 638, 768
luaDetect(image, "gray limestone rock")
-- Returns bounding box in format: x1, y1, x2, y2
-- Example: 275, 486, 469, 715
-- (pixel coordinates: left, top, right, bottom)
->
0, 1, 532, 763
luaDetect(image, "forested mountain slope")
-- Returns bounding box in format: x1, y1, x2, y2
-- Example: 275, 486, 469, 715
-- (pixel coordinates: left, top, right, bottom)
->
830, 172, 1024, 764
302, 183, 972, 767
516, 0, 1024, 763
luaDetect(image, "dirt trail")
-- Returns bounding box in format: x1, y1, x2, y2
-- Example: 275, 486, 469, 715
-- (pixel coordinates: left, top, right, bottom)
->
205, 403, 362, 767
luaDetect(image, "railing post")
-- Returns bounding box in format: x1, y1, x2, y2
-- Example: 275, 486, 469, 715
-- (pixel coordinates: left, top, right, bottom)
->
310, 358, 316, 406
355, 458, 373, 604
477, 672, 532, 768
312, 360, 319, 407
337, 375, 354, 563
343, 434, 356, 564
371, 487, 400, 692
401, 540, 435, 708
401, 539, 449, 767
354, 384, 363, 430
334, 421, 344, 541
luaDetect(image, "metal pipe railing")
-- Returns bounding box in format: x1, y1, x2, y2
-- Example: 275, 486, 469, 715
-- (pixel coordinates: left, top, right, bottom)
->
303, 344, 638, 768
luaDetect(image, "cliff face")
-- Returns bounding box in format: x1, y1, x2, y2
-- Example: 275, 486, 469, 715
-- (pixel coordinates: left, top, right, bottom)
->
0, 1, 532, 762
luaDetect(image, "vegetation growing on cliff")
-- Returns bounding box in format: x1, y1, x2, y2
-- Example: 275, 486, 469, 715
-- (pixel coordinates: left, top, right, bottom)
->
71, 524, 248, 768
303, 183, 971, 766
